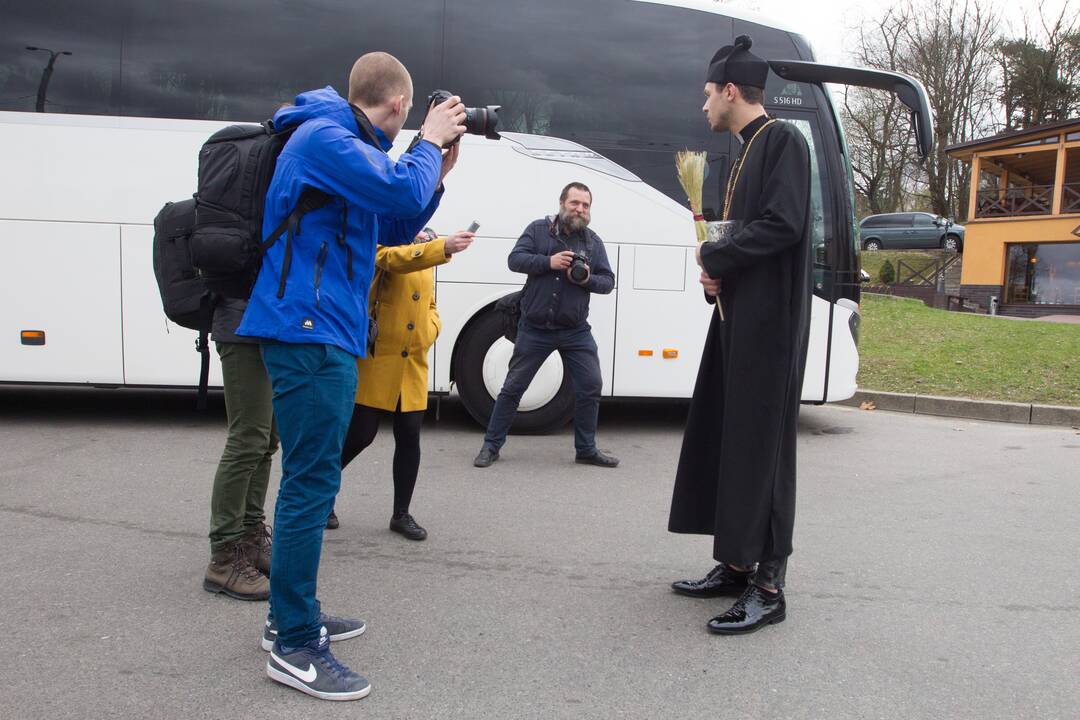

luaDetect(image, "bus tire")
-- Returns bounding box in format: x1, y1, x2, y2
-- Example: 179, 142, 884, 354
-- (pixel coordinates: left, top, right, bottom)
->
454, 309, 575, 434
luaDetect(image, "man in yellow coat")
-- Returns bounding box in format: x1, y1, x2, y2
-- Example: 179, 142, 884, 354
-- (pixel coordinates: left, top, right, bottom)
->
327, 227, 474, 537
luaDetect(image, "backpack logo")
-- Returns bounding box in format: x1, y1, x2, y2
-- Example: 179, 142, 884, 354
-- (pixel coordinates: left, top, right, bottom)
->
302, 318, 314, 331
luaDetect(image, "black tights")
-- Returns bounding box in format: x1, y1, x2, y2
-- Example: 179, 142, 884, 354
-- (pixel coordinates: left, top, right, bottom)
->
340, 403, 425, 515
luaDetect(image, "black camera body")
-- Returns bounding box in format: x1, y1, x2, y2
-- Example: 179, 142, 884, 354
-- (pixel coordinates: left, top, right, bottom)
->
427, 89, 501, 142
567, 253, 591, 285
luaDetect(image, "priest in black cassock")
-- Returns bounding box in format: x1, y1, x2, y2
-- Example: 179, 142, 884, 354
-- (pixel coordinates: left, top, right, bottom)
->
668, 35, 812, 635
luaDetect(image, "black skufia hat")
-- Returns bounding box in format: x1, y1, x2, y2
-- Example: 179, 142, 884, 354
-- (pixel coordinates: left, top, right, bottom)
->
707, 35, 769, 89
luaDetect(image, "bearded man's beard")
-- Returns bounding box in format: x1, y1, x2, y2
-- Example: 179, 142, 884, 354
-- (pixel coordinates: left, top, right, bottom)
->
559, 209, 589, 233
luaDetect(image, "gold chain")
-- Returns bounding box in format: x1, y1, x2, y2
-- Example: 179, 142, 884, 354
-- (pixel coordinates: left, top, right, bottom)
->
722, 118, 775, 222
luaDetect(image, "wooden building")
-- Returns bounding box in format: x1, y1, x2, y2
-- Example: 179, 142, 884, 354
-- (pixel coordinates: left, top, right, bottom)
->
946, 118, 1080, 317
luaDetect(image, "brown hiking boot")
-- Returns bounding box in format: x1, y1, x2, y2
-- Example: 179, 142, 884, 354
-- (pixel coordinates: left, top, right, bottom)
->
240, 522, 272, 577
203, 543, 269, 601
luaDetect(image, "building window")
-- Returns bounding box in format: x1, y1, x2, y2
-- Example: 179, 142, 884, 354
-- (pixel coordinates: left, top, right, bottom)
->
1005, 242, 1080, 305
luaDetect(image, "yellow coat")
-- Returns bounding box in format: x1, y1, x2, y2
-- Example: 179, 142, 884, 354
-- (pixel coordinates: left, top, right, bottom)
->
355, 238, 450, 412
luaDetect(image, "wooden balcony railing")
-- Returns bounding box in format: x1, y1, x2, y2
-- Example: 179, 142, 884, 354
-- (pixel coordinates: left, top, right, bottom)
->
1064, 183, 1080, 214
976, 185, 1054, 218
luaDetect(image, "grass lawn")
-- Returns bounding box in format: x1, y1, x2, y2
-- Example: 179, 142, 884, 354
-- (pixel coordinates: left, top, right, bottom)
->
858, 295, 1080, 407
860, 250, 945, 285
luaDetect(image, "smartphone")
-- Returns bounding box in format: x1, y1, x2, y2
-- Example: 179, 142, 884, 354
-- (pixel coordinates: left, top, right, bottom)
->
466, 221, 480, 234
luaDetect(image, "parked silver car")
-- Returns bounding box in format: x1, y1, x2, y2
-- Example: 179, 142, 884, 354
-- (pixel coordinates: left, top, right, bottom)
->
859, 212, 964, 252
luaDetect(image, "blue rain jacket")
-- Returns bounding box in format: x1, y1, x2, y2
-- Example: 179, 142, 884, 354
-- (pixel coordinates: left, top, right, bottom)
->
238, 86, 443, 356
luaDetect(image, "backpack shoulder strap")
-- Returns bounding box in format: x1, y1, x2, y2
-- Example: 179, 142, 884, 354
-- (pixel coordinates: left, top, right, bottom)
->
258, 187, 333, 299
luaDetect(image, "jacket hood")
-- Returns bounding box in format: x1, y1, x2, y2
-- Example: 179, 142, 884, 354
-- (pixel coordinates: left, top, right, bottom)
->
273, 86, 355, 132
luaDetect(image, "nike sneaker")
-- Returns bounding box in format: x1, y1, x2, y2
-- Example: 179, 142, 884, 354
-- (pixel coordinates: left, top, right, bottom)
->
261, 613, 366, 651
266, 627, 370, 701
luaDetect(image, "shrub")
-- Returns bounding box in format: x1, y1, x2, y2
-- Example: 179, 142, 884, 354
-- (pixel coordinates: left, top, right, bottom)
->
879, 260, 896, 285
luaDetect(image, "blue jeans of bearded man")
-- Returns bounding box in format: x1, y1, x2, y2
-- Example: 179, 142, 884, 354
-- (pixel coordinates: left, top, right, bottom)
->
483, 322, 603, 455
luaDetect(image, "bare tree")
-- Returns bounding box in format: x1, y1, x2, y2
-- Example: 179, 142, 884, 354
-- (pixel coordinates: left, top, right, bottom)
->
841, 10, 918, 215
900, 0, 1001, 220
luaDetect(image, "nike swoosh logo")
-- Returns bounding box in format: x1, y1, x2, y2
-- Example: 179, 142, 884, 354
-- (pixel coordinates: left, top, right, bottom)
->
271, 652, 318, 683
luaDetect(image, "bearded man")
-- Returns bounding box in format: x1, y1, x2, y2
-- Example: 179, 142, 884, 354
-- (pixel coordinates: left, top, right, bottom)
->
473, 182, 619, 469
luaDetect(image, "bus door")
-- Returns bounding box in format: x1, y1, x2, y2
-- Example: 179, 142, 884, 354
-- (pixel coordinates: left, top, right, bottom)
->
770, 62, 935, 402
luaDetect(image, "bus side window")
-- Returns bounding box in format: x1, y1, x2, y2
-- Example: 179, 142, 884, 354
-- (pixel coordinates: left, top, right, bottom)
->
777, 116, 828, 266
703, 152, 730, 222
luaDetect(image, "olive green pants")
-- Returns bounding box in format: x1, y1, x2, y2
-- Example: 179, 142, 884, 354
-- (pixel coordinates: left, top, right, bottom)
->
209, 341, 279, 553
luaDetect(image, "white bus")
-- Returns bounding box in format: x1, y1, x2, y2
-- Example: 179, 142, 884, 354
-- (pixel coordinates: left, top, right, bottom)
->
0, 0, 931, 431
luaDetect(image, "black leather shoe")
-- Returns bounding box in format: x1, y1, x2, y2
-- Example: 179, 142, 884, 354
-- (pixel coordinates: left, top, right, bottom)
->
671, 563, 751, 598
575, 450, 619, 468
325, 510, 339, 530
474, 448, 499, 468
389, 513, 427, 541
707, 585, 786, 635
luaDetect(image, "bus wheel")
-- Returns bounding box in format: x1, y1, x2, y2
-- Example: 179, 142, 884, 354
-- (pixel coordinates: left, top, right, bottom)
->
454, 309, 575, 434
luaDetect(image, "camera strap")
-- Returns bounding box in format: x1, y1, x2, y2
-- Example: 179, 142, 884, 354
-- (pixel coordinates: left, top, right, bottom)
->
349, 104, 386, 150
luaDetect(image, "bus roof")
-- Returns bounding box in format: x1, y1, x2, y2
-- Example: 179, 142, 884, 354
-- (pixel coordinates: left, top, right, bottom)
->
632, 0, 803, 36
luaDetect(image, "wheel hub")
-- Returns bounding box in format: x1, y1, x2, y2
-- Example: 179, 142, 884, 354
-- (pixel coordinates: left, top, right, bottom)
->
481, 338, 564, 412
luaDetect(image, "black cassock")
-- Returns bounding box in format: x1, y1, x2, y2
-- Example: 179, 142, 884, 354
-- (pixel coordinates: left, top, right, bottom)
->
668, 115, 812, 566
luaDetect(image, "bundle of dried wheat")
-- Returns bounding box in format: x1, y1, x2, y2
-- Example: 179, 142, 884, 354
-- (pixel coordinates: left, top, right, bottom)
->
675, 150, 708, 243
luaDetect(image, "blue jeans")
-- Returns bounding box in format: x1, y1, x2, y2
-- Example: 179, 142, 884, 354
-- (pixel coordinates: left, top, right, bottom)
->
483, 322, 603, 455
260, 342, 357, 647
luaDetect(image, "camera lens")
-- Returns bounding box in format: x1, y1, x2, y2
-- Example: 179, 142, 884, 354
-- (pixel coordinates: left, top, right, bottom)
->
464, 106, 501, 140
568, 259, 589, 284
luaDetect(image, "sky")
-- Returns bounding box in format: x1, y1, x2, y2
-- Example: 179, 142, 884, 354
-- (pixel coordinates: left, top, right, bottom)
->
721, 0, 1075, 65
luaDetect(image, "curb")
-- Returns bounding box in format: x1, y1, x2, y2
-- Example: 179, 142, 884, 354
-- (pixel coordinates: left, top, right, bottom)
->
836, 390, 1080, 428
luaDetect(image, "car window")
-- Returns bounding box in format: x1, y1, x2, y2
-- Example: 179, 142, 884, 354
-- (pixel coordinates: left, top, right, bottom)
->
861, 217, 882, 228
913, 214, 935, 227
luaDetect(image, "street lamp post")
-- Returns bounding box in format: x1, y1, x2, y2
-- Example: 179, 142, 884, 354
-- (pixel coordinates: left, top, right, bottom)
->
26, 46, 72, 113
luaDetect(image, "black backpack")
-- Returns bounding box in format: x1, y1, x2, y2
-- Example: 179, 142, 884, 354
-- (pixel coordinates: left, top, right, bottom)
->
188, 121, 331, 299
152, 198, 205, 330
496, 290, 522, 343
151, 119, 329, 408
152, 197, 215, 409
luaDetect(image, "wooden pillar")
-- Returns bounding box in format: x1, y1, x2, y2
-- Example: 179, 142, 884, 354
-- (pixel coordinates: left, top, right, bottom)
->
968, 154, 981, 222
1052, 135, 1066, 215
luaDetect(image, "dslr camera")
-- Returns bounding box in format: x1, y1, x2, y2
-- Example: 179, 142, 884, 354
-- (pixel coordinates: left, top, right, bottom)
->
567, 253, 591, 285
426, 89, 501, 143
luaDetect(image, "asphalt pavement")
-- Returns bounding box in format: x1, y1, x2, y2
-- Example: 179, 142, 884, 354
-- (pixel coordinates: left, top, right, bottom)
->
0, 387, 1077, 720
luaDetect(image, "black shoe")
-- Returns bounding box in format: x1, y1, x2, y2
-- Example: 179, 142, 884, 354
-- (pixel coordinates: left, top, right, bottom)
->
671, 563, 752, 598
473, 448, 499, 468
326, 510, 339, 530
575, 450, 619, 468
389, 513, 427, 541
707, 585, 786, 635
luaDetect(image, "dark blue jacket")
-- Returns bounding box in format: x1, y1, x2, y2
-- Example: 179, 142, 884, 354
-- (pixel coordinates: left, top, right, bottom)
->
238, 87, 443, 356
509, 217, 615, 329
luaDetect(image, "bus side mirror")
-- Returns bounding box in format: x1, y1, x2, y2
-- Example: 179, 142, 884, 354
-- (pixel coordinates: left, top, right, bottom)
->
897, 84, 933, 160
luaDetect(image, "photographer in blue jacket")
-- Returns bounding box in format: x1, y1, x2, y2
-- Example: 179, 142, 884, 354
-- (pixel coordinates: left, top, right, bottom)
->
238, 52, 464, 702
